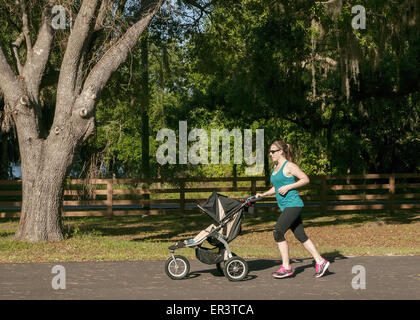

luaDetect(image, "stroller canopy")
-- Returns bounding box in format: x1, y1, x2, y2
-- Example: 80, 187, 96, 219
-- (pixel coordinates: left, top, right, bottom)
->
198, 191, 243, 224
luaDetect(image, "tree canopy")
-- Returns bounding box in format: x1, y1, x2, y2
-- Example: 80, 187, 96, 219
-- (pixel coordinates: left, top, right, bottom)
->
1, 0, 419, 181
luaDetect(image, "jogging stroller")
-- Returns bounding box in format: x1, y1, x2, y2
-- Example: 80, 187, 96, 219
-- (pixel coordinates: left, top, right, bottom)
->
165, 192, 259, 281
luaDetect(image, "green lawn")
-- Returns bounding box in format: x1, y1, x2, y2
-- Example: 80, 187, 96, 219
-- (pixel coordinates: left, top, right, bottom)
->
0, 209, 419, 263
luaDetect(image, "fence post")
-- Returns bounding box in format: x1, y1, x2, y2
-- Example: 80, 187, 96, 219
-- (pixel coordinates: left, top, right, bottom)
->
233, 164, 237, 189
251, 178, 256, 196
389, 174, 395, 214
320, 176, 327, 214
180, 179, 185, 217
142, 181, 151, 211
106, 179, 113, 217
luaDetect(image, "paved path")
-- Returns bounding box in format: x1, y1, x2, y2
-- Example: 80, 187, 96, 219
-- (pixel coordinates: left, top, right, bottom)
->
0, 256, 419, 300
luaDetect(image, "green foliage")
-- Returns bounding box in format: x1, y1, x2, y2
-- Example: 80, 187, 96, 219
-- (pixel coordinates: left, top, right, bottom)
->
76, 0, 419, 178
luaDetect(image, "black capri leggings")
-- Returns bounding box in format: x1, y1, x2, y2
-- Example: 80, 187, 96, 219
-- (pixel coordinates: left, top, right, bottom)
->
273, 207, 309, 243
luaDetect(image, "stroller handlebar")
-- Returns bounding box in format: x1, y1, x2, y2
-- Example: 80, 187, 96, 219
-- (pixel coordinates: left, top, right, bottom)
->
240, 195, 261, 216
241, 195, 262, 207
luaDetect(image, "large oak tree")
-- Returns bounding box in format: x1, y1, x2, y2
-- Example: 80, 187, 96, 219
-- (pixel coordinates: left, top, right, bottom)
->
0, 0, 164, 241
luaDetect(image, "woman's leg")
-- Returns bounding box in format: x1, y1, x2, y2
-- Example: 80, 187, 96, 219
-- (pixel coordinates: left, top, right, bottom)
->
302, 239, 323, 264
277, 241, 290, 268
274, 207, 303, 268
279, 207, 330, 277
289, 216, 323, 264
301, 236, 330, 277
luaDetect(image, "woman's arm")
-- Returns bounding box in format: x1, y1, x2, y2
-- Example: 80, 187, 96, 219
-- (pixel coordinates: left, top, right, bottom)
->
277, 162, 310, 195
255, 186, 275, 198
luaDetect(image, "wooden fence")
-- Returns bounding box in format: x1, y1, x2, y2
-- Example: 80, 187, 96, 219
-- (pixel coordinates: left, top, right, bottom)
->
0, 173, 419, 218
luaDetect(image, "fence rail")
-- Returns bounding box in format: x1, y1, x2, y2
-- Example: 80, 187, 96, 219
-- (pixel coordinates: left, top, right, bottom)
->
0, 173, 419, 217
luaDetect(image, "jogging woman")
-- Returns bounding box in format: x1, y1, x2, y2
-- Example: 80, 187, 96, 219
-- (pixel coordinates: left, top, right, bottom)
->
255, 140, 329, 278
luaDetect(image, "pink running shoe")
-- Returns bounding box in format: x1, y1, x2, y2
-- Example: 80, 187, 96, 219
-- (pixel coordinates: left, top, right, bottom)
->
314, 258, 330, 278
272, 265, 294, 279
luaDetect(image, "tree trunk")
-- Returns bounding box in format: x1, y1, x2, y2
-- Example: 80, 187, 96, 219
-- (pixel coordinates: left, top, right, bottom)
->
15, 170, 65, 242
140, 33, 150, 210
140, 33, 150, 180
0, 132, 9, 179
14, 134, 78, 242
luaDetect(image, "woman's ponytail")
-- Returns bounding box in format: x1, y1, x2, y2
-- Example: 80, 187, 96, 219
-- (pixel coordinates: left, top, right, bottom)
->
285, 143, 294, 162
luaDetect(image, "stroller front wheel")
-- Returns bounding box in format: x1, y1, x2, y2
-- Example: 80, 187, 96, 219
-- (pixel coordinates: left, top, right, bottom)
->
165, 255, 190, 280
223, 256, 248, 281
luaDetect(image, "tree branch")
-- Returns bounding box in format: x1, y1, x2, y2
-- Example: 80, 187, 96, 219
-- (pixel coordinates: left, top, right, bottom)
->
174, 0, 217, 28
182, 0, 217, 13
19, 0, 32, 57
0, 46, 21, 103
11, 33, 25, 75
0, 45, 40, 140
22, 2, 54, 103
72, 0, 164, 118
55, 0, 101, 121
95, 0, 111, 31
300, 54, 338, 69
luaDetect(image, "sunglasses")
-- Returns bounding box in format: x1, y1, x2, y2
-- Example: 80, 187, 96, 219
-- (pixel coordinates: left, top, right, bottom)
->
269, 149, 280, 155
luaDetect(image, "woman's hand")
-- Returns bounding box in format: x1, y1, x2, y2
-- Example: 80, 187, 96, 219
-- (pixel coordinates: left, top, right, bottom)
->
277, 185, 291, 196
255, 187, 275, 199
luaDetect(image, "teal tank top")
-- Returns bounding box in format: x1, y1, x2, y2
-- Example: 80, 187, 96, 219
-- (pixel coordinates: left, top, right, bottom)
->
270, 160, 304, 211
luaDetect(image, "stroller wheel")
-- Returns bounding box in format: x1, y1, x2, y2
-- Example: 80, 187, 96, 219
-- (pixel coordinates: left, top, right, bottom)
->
216, 252, 236, 275
223, 256, 248, 281
165, 255, 190, 280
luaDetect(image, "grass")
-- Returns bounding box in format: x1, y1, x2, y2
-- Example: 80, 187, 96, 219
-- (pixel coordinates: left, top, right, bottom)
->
0, 209, 419, 263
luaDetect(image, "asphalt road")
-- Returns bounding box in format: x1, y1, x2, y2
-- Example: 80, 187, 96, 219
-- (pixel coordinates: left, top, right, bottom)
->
0, 256, 419, 300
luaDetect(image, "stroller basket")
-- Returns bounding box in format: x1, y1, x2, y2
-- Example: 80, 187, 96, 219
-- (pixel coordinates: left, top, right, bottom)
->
195, 246, 224, 265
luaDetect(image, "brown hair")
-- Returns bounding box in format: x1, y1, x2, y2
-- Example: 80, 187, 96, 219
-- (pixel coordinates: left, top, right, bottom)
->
271, 140, 294, 162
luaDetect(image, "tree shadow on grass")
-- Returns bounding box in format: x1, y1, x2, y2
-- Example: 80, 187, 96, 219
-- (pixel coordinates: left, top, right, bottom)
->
131, 231, 192, 242
60, 209, 419, 240
62, 212, 210, 240
0, 231, 14, 238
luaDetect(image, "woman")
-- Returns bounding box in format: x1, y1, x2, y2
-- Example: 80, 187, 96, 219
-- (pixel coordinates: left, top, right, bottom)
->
255, 140, 329, 278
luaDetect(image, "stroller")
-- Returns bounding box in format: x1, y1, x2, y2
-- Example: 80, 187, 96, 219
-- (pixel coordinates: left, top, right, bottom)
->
165, 192, 259, 281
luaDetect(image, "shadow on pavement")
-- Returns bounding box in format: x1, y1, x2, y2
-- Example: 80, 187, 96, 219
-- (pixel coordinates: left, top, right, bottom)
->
188, 267, 258, 282
248, 259, 280, 272
243, 251, 348, 278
